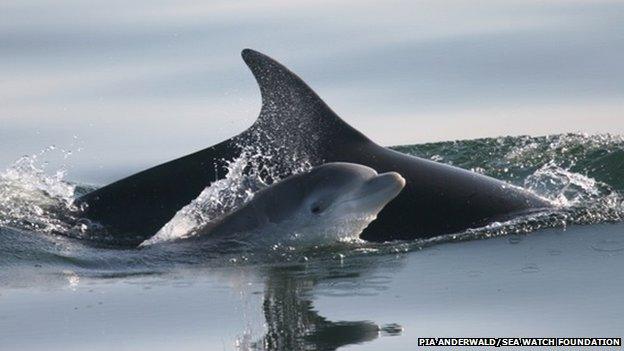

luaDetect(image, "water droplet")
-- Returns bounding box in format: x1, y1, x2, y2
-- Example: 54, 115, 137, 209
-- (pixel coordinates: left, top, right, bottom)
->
521, 263, 540, 273
467, 270, 483, 277
547, 249, 562, 256
380, 323, 404, 336
591, 240, 624, 252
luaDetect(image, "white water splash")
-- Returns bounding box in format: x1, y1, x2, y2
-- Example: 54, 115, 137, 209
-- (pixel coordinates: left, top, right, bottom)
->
0, 148, 80, 234
142, 147, 311, 246
505, 133, 624, 165
524, 162, 603, 207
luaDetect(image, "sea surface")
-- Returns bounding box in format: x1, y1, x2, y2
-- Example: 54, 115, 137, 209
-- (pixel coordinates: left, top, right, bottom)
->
1, 133, 623, 350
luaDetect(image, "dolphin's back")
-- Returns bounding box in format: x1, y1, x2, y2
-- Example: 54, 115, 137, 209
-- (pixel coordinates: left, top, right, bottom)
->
76, 139, 240, 245
339, 144, 550, 242
77, 49, 550, 245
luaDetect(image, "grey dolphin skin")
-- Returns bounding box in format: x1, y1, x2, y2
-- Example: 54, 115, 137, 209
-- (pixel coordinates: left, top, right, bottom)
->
151, 163, 405, 246
76, 49, 551, 246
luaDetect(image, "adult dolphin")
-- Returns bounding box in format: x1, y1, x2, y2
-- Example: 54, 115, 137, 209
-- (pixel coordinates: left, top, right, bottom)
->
76, 49, 551, 246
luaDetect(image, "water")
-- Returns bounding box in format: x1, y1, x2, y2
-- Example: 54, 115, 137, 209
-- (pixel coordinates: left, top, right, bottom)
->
1, 133, 623, 350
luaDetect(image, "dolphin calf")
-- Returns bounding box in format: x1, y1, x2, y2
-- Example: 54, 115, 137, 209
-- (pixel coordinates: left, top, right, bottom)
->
76, 49, 551, 246
143, 163, 405, 247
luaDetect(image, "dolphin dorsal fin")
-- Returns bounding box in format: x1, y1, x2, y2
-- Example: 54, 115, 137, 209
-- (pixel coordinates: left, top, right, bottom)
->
76, 49, 373, 245
241, 49, 370, 159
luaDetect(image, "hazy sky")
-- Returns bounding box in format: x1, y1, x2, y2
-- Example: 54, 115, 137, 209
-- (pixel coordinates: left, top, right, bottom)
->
1, 0, 623, 183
